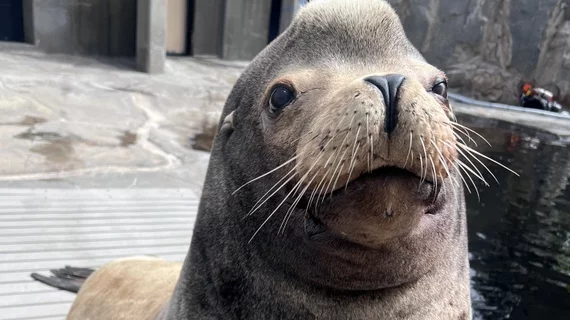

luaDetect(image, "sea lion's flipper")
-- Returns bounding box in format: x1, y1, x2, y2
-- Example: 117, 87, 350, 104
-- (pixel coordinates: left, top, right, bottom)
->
30, 266, 95, 293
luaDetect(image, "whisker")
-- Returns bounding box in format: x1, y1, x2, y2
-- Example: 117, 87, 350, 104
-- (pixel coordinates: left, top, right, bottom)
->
366, 114, 371, 173
249, 146, 331, 240
248, 142, 328, 217
418, 153, 424, 188
322, 147, 347, 200
457, 144, 519, 176
460, 146, 500, 185
441, 140, 489, 185
457, 159, 489, 186
312, 115, 351, 204
330, 162, 346, 202
442, 140, 488, 185
249, 171, 312, 243
453, 131, 477, 148
404, 132, 413, 169
246, 168, 297, 217
279, 185, 309, 234
290, 129, 317, 144
451, 122, 492, 147
321, 121, 353, 197
453, 145, 491, 186
279, 169, 321, 234
429, 156, 438, 199
278, 178, 307, 234
345, 143, 361, 190
451, 125, 477, 146
419, 137, 429, 184
457, 161, 481, 201
233, 155, 300, 195
431, 139, 458, 189
448, 160, 472, 194
309, 155, 337, 209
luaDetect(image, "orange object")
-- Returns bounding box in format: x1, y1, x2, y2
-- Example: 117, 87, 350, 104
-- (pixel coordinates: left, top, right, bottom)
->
522, 83, 533, 96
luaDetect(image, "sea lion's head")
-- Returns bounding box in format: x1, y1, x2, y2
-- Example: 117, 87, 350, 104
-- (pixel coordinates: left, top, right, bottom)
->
210, 0, 469, 291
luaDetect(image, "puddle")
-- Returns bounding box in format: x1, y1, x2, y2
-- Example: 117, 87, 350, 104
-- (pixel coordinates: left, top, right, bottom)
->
29, 139, 75, 164
119, 131, 138, 147
14, 130, 63, 141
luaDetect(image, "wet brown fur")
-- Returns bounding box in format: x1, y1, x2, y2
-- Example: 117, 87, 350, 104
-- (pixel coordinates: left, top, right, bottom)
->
66, 257, 181, 320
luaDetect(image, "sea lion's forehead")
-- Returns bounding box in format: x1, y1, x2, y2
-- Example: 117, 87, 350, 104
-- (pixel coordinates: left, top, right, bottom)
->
289, 0, 416, 56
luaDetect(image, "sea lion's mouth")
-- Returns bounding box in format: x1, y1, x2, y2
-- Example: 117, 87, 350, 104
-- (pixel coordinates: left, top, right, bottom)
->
296, 166, 443, 245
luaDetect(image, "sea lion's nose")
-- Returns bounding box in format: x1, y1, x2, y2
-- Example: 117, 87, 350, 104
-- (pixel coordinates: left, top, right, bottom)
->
363, 74, 406, 135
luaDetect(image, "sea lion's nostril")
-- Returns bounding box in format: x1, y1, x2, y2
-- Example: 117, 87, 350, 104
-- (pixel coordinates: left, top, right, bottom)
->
364, 74, 407, 136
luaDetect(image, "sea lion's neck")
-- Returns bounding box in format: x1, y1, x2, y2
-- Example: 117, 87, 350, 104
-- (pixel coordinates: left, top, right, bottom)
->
162, 251, 469, 320
160, 219, 470, 320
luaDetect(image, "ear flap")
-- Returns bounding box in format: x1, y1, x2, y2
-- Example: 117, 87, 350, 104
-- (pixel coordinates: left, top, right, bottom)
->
220, 110, 235, 135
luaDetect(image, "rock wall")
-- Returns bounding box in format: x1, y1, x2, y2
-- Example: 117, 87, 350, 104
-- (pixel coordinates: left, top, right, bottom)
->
386, 0, 570, 108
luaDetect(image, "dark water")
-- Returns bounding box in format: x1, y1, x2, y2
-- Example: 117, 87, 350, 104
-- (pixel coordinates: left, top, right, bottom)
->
457, 115, 570, 320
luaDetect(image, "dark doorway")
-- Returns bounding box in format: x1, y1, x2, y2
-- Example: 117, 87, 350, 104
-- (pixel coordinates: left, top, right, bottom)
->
0, 0, 25, 42
268, 0, 282, 43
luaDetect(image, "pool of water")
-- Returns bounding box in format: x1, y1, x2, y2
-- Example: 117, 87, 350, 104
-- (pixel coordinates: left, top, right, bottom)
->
458, 115, 570, 319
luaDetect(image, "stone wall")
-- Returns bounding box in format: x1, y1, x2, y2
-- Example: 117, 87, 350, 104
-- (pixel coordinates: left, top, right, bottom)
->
386, 0, 570, 107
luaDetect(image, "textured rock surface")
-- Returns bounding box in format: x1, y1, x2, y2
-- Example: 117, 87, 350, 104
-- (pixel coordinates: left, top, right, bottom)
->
387, 0, 570, 108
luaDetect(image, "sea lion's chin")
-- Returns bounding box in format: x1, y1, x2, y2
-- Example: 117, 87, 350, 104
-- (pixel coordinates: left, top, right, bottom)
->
302, 166, 442, 248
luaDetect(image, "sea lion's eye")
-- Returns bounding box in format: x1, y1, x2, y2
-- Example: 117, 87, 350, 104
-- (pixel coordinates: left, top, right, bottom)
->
432, 80, 448, 99
269, 85, 295, 113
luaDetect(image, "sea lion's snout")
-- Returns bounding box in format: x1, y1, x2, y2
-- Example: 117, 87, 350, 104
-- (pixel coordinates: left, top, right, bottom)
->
363, 74, 406, 135
294, 70, 457, 196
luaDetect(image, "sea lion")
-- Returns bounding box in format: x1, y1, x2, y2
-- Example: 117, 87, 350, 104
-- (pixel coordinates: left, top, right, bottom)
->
39, 1, 477, 319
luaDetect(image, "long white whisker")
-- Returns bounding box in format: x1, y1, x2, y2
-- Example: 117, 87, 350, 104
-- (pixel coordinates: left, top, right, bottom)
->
249, 146, 330, 240
453, 144, 490, 186
404, 132, 413, 169
457, 161, 481, 201
249, 171, 312, 243
419, 137, 429, 184
449, 160, 472, 194
451, 122, 492, 147
431, 139, 458, 189
418, 153, 424, 188
322, 147, 347, 199
246, 168, 298, 217
330, 162, 346, 202
345, 143, 361, 190
233, 155, 300, 195
460, 145, 500, 184
429, 157, 438, 196
458, 144, 519, 176
451, 125, 477, 146
366, 114, 371, 172
457, 159, 489, 186
453, 131, 477, 147
309, 154, 337, 209
442, 140, 488, 185
279, 169, 320, 234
